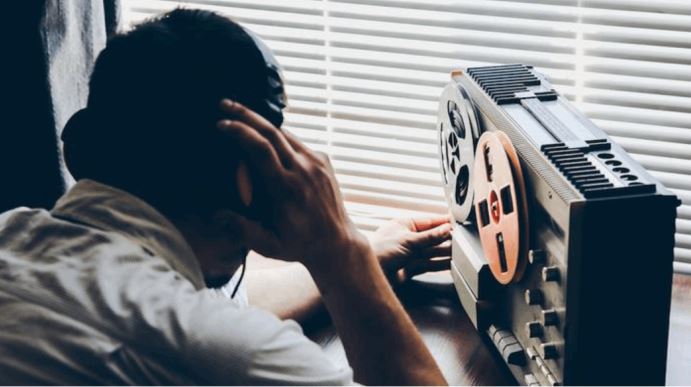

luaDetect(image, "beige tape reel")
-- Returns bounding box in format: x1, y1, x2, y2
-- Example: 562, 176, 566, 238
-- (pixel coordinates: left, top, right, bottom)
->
437, 74, 482, 223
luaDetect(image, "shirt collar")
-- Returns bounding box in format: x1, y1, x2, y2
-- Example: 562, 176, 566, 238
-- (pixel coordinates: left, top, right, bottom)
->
51, 179, 206, 290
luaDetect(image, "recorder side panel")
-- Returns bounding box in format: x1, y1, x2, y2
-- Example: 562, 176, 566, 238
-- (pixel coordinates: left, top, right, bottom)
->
563, 195, 677, 385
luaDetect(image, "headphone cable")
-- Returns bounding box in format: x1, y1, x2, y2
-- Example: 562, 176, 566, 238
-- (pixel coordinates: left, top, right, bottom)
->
231, 254, 247, 299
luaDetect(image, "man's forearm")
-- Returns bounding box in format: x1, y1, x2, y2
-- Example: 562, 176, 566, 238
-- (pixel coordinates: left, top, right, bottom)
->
309, 237, 447, 386
245, 253, 322, 322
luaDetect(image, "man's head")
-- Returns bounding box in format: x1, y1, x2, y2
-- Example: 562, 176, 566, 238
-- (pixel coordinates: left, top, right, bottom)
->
62, 8, 286, 219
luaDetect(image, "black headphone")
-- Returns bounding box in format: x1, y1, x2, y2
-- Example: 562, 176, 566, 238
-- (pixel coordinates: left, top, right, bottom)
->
242, 27, 287, 129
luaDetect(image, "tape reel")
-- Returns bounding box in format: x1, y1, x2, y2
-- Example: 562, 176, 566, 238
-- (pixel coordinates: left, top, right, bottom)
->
473, 131, 529, 285
437, 76, 482, 223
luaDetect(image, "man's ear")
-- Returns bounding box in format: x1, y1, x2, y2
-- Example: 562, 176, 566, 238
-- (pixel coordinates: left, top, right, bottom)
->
236, 161, 253, 208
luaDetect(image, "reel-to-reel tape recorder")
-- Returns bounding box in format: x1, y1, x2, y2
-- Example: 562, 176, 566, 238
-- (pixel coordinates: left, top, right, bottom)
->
437, 64, 680, 385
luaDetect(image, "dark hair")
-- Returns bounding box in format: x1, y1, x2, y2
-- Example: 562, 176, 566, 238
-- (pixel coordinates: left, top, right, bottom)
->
62, 8, 278, 217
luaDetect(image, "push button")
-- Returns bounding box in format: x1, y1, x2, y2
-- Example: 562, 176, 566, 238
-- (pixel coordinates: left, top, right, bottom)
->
504, 343, 526, 366
541, 343, 559, 360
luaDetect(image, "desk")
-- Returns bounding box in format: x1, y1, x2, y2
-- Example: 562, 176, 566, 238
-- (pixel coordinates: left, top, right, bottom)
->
305, 273, 691, 385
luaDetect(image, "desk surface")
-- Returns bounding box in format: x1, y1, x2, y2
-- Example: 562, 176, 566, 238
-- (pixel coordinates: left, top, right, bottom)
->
306, 273, 691, 385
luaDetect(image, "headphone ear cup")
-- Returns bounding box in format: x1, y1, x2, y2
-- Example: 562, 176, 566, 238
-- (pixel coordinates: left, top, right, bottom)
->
241, 26, 286, 128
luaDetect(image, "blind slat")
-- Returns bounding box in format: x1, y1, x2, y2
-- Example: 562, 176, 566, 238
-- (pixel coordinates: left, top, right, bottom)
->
123, 0, 691, 266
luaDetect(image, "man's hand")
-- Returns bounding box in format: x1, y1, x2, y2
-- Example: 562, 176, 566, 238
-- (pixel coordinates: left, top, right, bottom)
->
214, 99, 367, 269
370, 216, 452, 283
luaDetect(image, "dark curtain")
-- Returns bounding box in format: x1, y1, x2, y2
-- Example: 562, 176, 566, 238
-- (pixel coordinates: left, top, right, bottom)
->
0, 0, 119, 212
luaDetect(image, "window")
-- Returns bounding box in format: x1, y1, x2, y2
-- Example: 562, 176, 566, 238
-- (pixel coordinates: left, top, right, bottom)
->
123, 0, 691, 272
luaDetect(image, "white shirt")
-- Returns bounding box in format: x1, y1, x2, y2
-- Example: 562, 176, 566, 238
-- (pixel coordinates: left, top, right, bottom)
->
0, 180, 353, 385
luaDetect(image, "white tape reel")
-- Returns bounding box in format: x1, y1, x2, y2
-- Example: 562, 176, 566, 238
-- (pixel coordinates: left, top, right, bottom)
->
437, 76, 482, 223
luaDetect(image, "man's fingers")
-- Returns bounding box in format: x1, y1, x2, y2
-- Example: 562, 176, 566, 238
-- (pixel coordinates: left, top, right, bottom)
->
217, 119, 284, 181
313, 151, 336, 172
283, 130, 310, 153
407, 223, 451, 248
411, 215, 452, 232
284, 130, 332, 168
220, 99, 276, 134
404, 257, 452, 278
420, 242, 451, 259
220, 99, 296, 167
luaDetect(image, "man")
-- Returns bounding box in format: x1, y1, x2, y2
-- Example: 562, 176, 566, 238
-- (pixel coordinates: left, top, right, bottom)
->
0, 9, 451, 385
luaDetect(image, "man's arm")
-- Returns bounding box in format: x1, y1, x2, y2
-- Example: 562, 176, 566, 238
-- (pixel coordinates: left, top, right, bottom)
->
216, 99, 446, 385
244, 253, 321, 322
245, 216, 452, 322
311, 235, 445, 385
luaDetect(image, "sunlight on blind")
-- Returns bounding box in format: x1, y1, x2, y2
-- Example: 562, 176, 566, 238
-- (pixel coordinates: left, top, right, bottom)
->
122, 0, 691, 270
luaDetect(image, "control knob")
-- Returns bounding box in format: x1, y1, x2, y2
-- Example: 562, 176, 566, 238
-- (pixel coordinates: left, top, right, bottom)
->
526, 321, 543, 338
528, 249, 546, 265
542, 309, 559, 326
524, 289, 543, 305
542, 266, 560, 282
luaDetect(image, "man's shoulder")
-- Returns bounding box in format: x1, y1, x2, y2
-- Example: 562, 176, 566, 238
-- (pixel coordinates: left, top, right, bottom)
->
0, 206, 185, 382
0, 207, 86, 254
0, 206, 49, 226
0, 205, 143, 260
0, 204, 190, 323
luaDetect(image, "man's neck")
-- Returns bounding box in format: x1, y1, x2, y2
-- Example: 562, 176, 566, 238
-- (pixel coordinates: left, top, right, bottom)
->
173, 216, 245, 288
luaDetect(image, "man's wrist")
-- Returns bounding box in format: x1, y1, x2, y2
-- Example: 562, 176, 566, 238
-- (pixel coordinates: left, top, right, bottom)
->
304, 228, 378, 291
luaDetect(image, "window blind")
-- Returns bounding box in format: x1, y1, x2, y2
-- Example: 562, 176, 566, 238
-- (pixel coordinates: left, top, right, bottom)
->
122, 0, 691, 273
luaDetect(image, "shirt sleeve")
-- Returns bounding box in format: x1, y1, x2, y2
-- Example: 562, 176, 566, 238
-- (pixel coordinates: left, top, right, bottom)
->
134, 280, 354, 386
